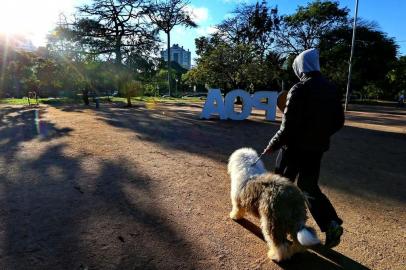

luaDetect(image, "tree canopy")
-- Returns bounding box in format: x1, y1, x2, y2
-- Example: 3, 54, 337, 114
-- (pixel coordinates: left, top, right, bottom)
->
186, 0, 402, 100
65, 0, 158, 65
187, 1, 282, 93
276, 0, 349, 54
1, 0, 405, 103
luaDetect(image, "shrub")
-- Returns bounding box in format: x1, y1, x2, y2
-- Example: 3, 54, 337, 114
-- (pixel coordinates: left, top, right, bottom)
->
143, 83, 159, 97
121, 80, 143, 106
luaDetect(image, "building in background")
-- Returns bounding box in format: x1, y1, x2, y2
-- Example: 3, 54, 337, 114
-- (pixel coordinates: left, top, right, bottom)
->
161, 44, 191, 70
0, 33, 36, 52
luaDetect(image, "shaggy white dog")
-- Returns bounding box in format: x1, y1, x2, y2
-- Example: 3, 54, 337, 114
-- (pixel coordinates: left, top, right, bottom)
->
228, 148, 320, 262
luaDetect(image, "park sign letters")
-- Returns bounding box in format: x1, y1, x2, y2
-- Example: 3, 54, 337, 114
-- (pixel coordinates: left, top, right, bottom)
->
200, 89, 278, 121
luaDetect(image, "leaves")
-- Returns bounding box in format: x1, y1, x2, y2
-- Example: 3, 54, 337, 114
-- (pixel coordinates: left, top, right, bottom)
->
320, 23, 398, 98
216, 0, 279, 56
276, 0, 349, 54
145, 0, 197, 33
52, 0, 159, 65
187, 1, 282, 92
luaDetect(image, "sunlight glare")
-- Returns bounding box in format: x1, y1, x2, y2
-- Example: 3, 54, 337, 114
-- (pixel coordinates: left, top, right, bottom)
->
0, 0, 79, 46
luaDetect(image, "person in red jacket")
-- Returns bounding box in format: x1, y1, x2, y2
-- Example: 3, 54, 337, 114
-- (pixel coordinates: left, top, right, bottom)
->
265, 48, 344, 248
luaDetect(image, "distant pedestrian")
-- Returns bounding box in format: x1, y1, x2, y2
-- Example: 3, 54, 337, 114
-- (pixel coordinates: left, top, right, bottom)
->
83, 89, 90, 106
398, 93, 404, 107
90, 90, 100, 109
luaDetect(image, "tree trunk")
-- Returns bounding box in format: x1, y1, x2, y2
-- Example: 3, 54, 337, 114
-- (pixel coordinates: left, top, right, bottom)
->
167, 31, 171, 96
126, 96, 132, 107
115, 39, 122, 66
82, 89, 90, 105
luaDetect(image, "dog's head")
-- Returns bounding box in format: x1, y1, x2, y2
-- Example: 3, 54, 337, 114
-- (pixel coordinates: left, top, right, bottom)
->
228, 148, 267, 184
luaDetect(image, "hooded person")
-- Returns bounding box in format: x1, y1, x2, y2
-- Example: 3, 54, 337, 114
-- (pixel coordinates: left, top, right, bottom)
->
264, 48, 345, 248
292, 48, 321, 79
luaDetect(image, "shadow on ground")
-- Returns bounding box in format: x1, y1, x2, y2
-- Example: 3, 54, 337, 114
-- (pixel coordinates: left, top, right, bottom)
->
4, 103, 403, 269
0, 106, 200, 269
348, 104, 406, 116
0, 106, 73, 158
235, 219, 371, 270
71, 102, 406, 204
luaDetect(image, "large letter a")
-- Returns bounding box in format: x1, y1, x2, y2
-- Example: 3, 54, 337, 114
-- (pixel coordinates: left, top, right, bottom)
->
200, 89, 227, 120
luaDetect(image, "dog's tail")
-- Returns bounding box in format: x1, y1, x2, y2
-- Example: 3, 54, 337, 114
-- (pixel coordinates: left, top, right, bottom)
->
297, 225, 320, 246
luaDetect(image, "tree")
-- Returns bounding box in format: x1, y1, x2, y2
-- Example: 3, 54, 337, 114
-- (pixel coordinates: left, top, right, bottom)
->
184, 43, 279, 92
46, 13, 88, 62
65, 0, 158, 65
35, 58, 63, 97
189, 1, 282, 93
276, 0, 348, 54
319, 22, 398, 97
387, 56, 406, 99
144, 0, 197, 96
3, 51, 37, 98
126, 52, 158, 82
120, 75, 144, 106
216, 0, 279, 57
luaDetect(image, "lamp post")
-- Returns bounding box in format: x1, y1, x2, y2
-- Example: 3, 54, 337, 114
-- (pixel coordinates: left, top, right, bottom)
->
344, 0, 360, 112
175, 78, 178, 96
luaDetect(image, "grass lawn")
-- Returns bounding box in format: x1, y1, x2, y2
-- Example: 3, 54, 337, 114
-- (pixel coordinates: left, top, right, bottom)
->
3, 96, 400, 107
0, 98, 38, 105
0, 97, 79, 105
109, 96, 203, 103
0, 96, 204, 105
349, 99, 398, 106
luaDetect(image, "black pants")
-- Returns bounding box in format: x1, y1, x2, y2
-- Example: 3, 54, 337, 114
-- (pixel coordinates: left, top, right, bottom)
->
275, 147, 342, 232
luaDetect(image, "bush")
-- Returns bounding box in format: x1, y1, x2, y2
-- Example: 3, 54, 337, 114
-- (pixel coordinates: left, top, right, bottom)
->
143, 83, 159, 97
121, 80, 143, 106
362, 84, 384, 100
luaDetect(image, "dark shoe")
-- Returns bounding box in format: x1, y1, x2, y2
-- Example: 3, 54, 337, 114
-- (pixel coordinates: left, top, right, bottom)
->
325, 221, 343, 248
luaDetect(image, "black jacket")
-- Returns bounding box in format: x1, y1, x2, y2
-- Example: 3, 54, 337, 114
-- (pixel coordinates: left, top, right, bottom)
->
268, 72, 344, 152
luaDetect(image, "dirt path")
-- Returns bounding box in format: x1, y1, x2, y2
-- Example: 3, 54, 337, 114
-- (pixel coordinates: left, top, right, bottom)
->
0, 103, 405, 270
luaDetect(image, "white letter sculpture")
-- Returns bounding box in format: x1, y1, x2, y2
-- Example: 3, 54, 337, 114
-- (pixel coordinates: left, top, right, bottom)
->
251, 91, 277, 121
200, 89, 277, 121
225, 89, 252, 120
199, 89, 227, 120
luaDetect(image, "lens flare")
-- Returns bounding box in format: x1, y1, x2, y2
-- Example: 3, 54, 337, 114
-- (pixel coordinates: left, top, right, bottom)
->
34, 109, 41, 136
145, 99, 157, 110
0, 35, 10, 89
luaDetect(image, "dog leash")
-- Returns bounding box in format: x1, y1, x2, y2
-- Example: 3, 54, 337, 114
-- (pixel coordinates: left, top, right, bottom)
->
251, 148, 268, 167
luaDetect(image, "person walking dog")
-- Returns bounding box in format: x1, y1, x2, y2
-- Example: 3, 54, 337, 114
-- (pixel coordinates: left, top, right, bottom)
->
264, 48, 345, 248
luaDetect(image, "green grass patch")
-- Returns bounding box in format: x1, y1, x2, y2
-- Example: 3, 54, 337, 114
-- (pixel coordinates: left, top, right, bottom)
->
0, 97, 79, 105
349, 99, 398, 107
108, 96, 203, 104
0, 98, 30, 105
1, 96, 204, 106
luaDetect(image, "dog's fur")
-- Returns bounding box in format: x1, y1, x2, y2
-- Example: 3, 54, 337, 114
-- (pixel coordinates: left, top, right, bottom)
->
228, 148, 319, 262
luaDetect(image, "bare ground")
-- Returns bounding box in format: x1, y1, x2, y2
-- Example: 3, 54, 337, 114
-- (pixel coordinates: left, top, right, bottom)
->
0, 102, 405, 270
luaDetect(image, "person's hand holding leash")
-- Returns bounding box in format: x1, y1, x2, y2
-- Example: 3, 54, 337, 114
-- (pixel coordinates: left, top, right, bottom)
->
251, 146, 270, 167
251, 145, 272, 167
264, 145, 272, 155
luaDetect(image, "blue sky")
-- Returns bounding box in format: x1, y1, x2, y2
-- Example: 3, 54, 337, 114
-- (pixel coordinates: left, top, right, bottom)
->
2, 0, 404, 60
171, 0, 406, 63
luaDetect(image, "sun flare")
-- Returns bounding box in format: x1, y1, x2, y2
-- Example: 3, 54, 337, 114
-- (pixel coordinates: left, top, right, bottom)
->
0, 0, 78, 46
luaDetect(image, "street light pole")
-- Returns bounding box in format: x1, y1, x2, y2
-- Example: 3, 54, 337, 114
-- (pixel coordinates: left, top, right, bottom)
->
344, 0, 360, 111
175, 78, 178, 96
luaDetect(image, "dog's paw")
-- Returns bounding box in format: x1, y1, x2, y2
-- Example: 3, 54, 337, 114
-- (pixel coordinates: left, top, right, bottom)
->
268, 249, 282, 262
229, 210, 244, 220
